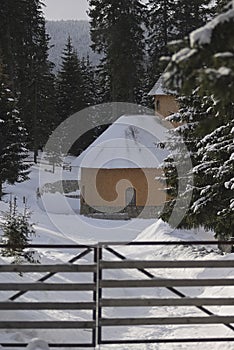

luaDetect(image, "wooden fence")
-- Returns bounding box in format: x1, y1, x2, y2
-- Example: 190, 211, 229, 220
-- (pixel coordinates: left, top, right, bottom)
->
0, 241, 234, 348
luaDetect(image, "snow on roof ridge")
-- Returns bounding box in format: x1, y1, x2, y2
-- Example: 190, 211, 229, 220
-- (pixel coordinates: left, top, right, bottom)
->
148, 76, 175, 96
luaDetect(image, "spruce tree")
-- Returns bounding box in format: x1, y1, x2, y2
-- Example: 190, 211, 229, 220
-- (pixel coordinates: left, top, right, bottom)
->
147, 0, 214, 103
162, 1, 234, 240
161, 93, 216, 228
56, 36, 85, 122
215, 0, 232, 13
89, 0, 146, 103
0, 0, 57, 163
80, 56, 98, 108
67, 55, 103, 156
147, 0, 175, 84
172, 0, 213, 40
192, 120, 234, 239
0, 0, 26, 89
17, 0, 57, 162
0, 62, 29, 198
44, 132, 63, 173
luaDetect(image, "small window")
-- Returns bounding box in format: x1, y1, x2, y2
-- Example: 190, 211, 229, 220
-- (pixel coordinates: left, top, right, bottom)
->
126, 187, 136, 207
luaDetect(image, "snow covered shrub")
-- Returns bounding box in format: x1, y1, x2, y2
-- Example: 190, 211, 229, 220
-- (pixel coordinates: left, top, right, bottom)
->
0, 197, 38, 263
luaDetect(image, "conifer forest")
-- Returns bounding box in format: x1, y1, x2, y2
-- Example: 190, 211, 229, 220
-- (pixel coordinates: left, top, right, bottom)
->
0, 0, 233, 240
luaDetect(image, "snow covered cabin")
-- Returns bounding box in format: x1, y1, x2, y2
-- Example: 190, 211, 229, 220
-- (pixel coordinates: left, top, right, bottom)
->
72, 114, 171, 219
149, 76, 179, 117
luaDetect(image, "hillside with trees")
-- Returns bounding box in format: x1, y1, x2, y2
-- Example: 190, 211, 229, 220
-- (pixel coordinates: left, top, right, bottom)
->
46, 20, 101, 71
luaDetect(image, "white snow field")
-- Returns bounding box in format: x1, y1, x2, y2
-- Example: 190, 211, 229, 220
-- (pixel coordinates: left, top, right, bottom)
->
0, 160, 233, 349
26, 339, 50, 350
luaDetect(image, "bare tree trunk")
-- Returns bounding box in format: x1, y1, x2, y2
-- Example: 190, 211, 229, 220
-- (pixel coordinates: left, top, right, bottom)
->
33, 80, 38, 164
0, 181, 3, 200
34, 149, 38, 164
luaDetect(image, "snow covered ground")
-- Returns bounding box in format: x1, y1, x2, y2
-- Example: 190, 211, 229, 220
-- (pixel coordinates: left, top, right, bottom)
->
0, 160, 233, 349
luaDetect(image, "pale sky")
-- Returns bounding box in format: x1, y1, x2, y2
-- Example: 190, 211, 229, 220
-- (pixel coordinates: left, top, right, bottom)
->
43, 0, 89, 21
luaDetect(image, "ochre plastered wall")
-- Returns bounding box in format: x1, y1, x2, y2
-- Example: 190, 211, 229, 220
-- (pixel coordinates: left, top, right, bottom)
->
80, 167, 167, 208
154, 95, 179, 118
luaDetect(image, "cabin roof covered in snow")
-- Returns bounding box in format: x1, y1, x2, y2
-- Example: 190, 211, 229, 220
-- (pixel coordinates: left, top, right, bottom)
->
72, 114, 170, 169
148, 76, 174, 96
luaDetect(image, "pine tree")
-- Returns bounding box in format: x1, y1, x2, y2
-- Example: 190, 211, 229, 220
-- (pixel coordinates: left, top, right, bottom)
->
0, 0, 26, 89
0, 1, 57, 163
215, 0, 232, 13
17, 1, 57, 162
0, 62, 29, 198
44, 135, 63, 173
56, 36, 85, 122
80, 56, 98, 107
147, 0, 175, 84
192, 120, 234, 239
172, 0, 213, 40
162, 1, 234, 240
147, 0, 214, 102
161, 93, 216, 228
89, 0, 146, 103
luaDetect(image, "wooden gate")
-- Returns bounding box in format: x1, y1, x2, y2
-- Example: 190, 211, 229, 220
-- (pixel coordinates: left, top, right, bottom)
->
0, 241, 234, 348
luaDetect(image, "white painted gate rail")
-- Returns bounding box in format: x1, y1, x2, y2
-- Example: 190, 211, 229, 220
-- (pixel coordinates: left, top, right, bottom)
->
0, 241, 234, 348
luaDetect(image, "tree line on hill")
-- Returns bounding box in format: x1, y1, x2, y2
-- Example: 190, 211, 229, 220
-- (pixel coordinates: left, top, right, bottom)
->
0, 0, 233, 240
45, 20, 101, 71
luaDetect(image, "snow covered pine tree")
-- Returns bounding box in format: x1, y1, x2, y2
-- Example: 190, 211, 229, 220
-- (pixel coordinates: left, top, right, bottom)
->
162, 1, 234, 240
0, 63, 29, 198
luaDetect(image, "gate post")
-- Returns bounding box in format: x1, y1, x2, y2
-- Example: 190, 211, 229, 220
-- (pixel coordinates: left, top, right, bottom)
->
93, 245, 102, 347
97, 245, 102, 346
92, 246, 97, 347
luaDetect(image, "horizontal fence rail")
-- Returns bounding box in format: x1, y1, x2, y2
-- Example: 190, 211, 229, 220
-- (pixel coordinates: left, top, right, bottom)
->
0, 264, 96, 273
0, 282, 96, 291
100, 259, 234, 269
0, 246, 96, 348
100, 278, 234, 288
101, 297, 234, 307
0, 301, 95, 310
100, 316, 234, 326
0, 241, 233, 348
0, 321, 95, 329
1, 240, 233, 248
